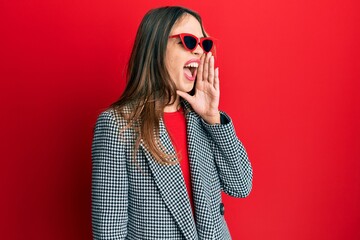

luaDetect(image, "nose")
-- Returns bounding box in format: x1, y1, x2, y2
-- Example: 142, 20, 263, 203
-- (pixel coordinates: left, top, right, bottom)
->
192, 43, 204, 55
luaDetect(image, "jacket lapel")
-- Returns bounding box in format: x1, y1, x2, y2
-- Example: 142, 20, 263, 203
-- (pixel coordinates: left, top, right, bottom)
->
185, 109, 215, 239
140, 118, 198, 240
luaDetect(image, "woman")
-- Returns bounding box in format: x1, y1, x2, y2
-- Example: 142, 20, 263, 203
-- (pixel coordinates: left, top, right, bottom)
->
92, 6, 252, 240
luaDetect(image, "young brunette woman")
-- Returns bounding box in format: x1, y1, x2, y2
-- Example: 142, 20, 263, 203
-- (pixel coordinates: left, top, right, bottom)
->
92, 6, 253, 240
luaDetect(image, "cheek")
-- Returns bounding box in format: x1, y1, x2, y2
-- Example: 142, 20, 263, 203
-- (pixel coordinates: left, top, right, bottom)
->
166, 57, 181, 77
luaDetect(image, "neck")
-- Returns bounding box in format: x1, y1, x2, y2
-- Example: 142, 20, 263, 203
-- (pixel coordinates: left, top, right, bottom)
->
163, 95, 180, 113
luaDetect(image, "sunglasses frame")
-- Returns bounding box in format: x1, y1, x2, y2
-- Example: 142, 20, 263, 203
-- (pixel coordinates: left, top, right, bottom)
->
168, 33, 214, 53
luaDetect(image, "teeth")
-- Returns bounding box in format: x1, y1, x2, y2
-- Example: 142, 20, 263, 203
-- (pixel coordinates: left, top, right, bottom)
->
184, 62, 199, 68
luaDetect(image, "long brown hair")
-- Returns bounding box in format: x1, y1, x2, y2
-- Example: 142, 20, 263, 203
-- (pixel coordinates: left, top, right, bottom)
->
111, 6, 208, 164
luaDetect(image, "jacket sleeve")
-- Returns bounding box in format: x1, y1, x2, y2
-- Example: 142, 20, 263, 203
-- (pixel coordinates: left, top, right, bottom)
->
201, 111, 253, 198
92, 110, 128, 239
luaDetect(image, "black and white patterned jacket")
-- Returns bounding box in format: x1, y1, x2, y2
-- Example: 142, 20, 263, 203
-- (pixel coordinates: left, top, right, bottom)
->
92, 101, 253, 240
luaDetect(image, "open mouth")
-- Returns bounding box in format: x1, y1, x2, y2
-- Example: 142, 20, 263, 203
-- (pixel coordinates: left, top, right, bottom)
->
183, 62, 199, 80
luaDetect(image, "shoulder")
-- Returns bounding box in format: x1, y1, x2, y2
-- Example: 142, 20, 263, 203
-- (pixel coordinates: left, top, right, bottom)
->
93, 106, 137, 147
96, 105, 134, 127
95, 104, 139, 136
96, 109, 121, 127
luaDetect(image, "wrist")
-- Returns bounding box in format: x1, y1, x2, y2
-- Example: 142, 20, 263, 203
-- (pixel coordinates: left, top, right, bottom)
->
203, 112, 221, 125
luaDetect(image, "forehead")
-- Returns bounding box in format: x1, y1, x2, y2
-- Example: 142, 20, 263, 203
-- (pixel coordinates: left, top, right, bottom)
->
170, 14, 203, 37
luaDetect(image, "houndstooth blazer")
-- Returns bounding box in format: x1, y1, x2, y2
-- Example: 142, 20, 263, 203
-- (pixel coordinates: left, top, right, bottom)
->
92, 101, 253, 240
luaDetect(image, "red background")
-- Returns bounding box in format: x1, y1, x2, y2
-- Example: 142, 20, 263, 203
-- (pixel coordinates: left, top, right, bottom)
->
1, 0, 360, 239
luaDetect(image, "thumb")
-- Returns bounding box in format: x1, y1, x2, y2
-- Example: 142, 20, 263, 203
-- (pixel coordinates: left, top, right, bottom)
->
176, 90, 195, 105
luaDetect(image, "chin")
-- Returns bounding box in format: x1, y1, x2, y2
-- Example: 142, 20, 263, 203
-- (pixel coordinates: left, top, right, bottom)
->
174, 76, 195, 93
179, 84, 194, 93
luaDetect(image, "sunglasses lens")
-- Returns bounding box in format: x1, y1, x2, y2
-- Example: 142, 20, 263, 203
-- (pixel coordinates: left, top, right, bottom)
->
202, 39, 213, 53
183, 36, 197, 50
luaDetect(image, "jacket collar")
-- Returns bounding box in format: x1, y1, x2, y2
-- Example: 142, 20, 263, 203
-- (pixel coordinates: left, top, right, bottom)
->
140, 99, 214, 239
183, 106, 215, 239
140, 124, 198, 239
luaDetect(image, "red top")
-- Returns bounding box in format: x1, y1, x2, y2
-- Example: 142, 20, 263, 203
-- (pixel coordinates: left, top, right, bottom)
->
163, 107, 194, 214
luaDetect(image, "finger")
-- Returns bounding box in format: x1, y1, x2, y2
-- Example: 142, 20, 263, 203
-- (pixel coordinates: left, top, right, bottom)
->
214, 67, 220, 90
208, 56, 215, 85
202, 52, 212, 82
195, 73, 203, 91
196, 54, 205, 82
176, 90, 195, 105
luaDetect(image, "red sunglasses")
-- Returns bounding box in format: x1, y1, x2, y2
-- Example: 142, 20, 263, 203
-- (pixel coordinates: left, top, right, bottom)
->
169, 33, 214, 53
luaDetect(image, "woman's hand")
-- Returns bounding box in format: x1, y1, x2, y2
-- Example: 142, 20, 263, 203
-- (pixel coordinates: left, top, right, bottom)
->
177, 52, 221, 124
